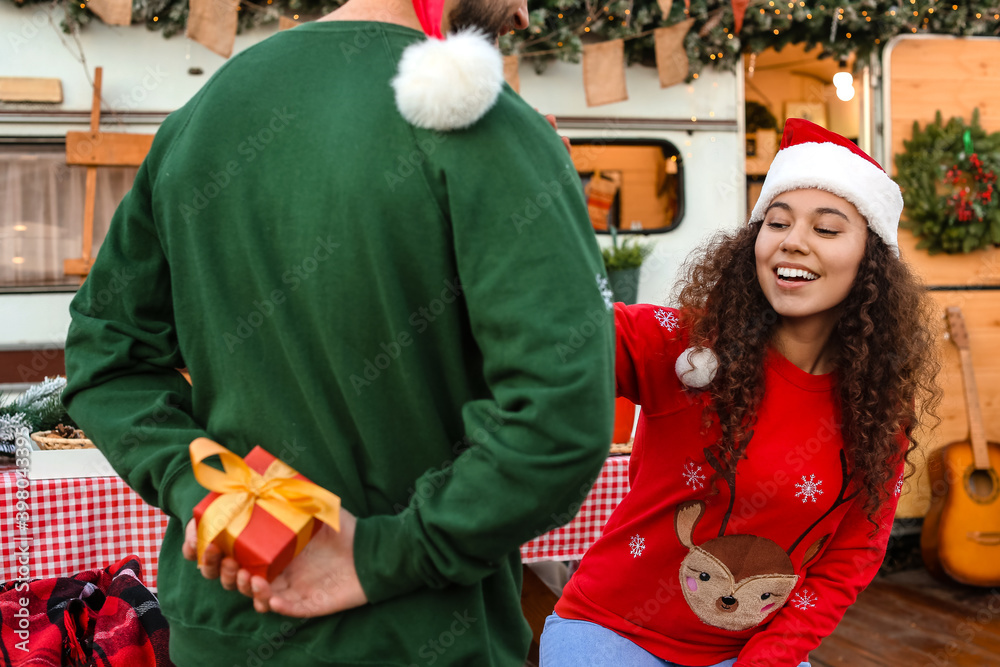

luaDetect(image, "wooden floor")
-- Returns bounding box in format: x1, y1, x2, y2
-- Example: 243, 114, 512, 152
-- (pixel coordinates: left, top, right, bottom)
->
811, 568, 1000, 667
522, 566, 1000, 666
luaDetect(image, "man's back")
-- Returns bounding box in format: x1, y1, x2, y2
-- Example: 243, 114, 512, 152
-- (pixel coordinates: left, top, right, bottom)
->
65, 21, 615, 666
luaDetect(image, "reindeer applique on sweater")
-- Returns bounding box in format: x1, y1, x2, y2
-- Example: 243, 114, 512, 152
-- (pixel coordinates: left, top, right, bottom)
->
674, 448, 858, 632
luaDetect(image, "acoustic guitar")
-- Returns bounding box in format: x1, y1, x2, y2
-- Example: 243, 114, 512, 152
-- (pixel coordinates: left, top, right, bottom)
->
921, 306, 1000, 586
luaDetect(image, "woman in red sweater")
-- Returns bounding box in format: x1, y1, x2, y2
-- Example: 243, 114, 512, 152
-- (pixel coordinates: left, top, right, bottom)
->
540, 119, 940, 667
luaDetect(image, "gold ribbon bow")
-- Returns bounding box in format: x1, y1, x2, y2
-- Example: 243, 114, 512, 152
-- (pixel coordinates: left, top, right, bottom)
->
190, 437, 340, 565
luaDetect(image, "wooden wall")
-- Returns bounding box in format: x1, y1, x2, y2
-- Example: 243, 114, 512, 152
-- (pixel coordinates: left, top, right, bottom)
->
569, 145, 677, 231
888, 38, 1000, 516
888, 37, 1000, 165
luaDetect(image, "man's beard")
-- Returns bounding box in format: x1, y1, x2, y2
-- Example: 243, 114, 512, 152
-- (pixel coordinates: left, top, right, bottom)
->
448, 0, 510, 39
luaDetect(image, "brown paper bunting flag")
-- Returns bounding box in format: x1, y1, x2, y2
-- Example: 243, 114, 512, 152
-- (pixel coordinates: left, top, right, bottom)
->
278, 16, 300, 30
657, 0, 672, 18
731, 0, 750, 33
503, 55, 521, 93
187, 0, 240, 58
85, 0, 132, 26
654, 19, 694, 89
582, 40, 627, 107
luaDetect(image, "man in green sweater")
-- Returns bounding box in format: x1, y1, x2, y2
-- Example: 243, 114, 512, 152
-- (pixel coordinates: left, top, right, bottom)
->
63, 0, 615, 663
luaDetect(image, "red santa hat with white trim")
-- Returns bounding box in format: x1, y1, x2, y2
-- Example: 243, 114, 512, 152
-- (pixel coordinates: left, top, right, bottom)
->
392, 0, 505, 132
749, 118, 904, 257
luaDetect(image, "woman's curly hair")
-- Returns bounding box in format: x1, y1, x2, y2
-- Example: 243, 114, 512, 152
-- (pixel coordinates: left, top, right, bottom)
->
675, 221, 940, 526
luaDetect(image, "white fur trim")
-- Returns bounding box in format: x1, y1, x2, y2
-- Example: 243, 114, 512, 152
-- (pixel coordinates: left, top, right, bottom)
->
675, 346, 719, 389
392, 30, 504, 132
748, 142, 903, 257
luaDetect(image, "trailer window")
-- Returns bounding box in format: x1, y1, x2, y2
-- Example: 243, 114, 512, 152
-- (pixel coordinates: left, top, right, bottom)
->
0, 144, 137, 291
570, 140, 683, 234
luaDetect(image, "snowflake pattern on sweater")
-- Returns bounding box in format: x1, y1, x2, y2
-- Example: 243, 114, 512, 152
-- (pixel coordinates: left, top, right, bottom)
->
654, 308, 679, 331
597, 274, 614, 310
795, 475, 824, 503
682, 460, 707, 490
555, 304, 908, 667
791, 589, 818, 611
629, 535, 646, 558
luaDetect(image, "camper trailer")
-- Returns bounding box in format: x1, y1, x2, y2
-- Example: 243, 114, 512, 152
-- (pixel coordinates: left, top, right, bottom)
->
0, 3, 746, 387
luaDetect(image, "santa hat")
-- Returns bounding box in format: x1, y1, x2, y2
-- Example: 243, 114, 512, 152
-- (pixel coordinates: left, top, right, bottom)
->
391, 0, 505, 132
749, 118, 903, 257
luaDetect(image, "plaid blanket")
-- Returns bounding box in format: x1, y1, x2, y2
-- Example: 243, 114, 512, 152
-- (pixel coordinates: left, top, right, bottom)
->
0, 555, 174, 666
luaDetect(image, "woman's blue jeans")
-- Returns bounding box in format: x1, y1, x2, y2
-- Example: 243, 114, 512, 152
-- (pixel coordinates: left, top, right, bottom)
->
539, 613, 811, 667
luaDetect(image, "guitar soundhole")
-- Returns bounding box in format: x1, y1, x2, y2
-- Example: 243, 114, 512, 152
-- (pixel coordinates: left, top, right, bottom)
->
965, 468, 1000, 504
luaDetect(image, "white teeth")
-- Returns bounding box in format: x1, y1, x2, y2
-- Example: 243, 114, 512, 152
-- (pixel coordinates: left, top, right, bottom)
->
776, 267, 819, 281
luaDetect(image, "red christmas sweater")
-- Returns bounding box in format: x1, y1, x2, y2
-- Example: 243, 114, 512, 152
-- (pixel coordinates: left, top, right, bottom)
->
555, 303, 906, 667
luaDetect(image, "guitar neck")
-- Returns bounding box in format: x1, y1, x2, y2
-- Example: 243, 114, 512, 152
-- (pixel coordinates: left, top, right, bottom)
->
959, 348, 991, 470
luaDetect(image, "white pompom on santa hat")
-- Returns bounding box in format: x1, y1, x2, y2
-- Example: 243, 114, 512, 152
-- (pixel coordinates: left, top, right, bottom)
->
392, 0, 505, 132
748, 118, 904, 257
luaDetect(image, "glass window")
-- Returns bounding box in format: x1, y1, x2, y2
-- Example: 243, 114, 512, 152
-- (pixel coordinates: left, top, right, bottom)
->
0, 143, 137, 291
571, 140, 683, 234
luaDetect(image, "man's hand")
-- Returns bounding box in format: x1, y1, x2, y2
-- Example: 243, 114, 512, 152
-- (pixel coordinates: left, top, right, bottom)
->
542, 112, 571, 152
183, 509, 368, 617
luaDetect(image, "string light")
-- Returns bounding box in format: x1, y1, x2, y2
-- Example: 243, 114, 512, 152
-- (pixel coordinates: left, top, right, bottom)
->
692, 73, 699, 78
773, 28, 779, 34
584, 26, 590, 31
806, 13, 812, 18
153, 15, 158, 20
12, 257, 25, 265
293, 13, 298, 18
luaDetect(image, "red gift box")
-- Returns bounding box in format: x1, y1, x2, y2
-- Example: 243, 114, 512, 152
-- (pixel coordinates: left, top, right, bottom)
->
191, 442, 337, 582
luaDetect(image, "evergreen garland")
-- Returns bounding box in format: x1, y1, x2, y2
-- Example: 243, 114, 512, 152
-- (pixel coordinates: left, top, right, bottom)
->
7, 0, 1000, 75
0, 377, 76, 455
896, 109, 1000, 254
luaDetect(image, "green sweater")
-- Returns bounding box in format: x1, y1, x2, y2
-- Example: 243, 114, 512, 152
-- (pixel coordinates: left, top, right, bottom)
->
64, 20, 614, 667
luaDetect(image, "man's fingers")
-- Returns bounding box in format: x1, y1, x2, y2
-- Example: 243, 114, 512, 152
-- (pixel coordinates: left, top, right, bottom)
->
236, 568, 254, 597
198, 543, 222, 579
220, 558, 240, 591
182, 519, 198, 561
251, 576, 273, 613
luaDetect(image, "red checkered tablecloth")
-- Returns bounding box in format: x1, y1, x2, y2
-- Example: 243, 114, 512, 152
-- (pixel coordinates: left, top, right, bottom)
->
0, 472, 171, 589
0, 455, 629, 588
519, 454, 630, 563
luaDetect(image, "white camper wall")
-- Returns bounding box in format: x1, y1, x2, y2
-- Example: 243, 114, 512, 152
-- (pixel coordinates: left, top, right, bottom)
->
515, 59, 745, 306
0, 6, 744, 346
0, 4, 278, 349
0, 3, 277, 134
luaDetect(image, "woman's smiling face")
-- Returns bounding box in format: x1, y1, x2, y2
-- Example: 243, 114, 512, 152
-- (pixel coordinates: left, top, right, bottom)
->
755, 188, 869, 328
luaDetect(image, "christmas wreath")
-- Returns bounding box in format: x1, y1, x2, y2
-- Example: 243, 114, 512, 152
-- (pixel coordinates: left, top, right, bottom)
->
895, 109, 1000, 255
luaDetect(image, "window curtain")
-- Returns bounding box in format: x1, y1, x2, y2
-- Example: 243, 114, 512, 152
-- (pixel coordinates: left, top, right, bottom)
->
0, 146, 137, 289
